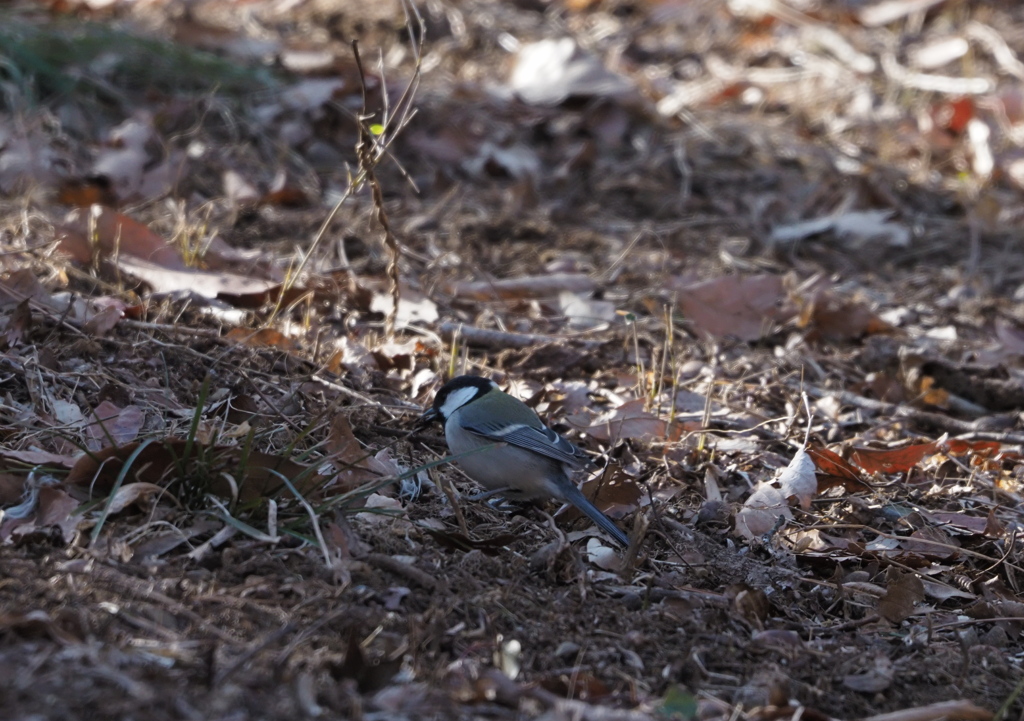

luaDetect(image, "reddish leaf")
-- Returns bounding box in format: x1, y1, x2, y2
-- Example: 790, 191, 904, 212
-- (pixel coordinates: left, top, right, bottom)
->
808, 446, 861, 479
56, 178, 118, 207
808, 446, 872, 492
942, 439, 1001, 456
799, 293, 894, 342
56, 206, 185, 268
849, 442, 938, 474
538, 671, 610, 701
933, 97, 975, 134
225, 327, 300, 351
261, 170, 310, 207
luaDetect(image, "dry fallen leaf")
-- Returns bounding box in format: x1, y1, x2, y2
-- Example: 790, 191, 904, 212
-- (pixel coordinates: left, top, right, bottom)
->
85, 401, 145, 450
225, 327, 300, 351
778, 446, 816, 510
0, 448, 79, 468
510, 37, 634, 106
585, 537, 619, 571
369, 284, 439, 327
797, 288, 894, 342
735, 482, 792, 541
3, 299, 31, 347
579, 399, 669, 443
877, 568, 925, 624
807, 446, 872, 493
82, 303, 124, 336
224, 169, 261, 207
118, 257, 280, 299
103, 482, 165, 515
572, 469, 642, 519
770, 209, 910, 248
4, 484, 82, 545
327, 414, 392, 493
57, 206, 186, 268
674, 274, 792, 341
0, 268, 51, 307
558, 291, 617, 331
89, 114, 174, 203
354, 493, 404, 525
849, 442, 938, 474
842, 655, 895, 694
327, 336, 378, 381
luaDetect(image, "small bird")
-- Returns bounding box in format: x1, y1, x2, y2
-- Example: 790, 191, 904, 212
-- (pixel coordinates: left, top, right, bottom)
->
419, 375, 630, 547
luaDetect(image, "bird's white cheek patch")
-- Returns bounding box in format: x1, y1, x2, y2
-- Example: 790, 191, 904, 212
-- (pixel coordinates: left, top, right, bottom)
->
439, 386, 479, 418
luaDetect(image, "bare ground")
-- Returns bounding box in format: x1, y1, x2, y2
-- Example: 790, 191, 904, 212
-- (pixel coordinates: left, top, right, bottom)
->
0, 1, 1022, 720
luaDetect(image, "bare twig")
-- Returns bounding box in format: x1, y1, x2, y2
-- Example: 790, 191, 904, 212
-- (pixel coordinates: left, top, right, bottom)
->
285, 0, 424, 302
365, 553, 439, 590
353, 41, 402, 340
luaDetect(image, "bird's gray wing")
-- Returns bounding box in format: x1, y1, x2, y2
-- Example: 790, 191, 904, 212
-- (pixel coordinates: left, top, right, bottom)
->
459, 419, 590, 469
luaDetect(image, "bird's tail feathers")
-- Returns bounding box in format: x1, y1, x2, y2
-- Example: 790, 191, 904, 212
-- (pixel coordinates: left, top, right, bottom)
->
560, 483, 630, 548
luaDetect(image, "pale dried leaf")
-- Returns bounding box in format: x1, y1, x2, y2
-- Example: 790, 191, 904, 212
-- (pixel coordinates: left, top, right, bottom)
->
510, 37, 634, 106
51, 399, 85, 428
778, 447, 816, 509
558, 291, 617, 331
770, 210, 910, 248
116, 256, 278, 297
370, 286, 439, 326
735, 483, 791, 541
355, 494, 404, 525
105, 482, 164, 515
842, 656, 894, 693
463, 142, 541, 180
585, 537, 619, 571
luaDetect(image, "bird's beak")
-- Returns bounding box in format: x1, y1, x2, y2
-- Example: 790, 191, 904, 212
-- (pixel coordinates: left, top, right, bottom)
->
415, 407, 439, 429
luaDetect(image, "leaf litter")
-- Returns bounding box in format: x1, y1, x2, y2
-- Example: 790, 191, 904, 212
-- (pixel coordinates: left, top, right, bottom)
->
0, 0, 1023, 720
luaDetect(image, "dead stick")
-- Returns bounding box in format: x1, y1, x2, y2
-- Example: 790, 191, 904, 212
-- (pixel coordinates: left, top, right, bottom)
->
353, 41, 401, 340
